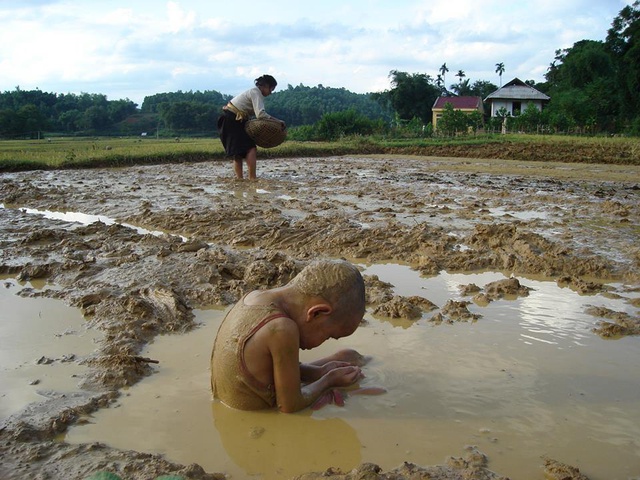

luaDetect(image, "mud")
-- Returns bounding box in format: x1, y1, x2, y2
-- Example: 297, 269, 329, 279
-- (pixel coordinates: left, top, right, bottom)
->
1, 153, 639, 479
294, 446, 507, 479
295, 448, 590, 480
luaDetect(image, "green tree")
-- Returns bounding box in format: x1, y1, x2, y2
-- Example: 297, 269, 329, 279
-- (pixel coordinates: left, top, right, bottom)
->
510, 103, 543, 133
107, 99, 138, 123
455, 70, 466, 85
0, 109, 19, 136
451, 79, 472, 96
377, 70, 441, 124
437, 102, 471, 136
267, 84, 390, 127
18, 104, 48, 135
495, 62, 505, 86
606, 0, 640, 129
544, 40, 618, 132
157, 101, 217, 131
439, 63, 449, 93
141, 90, 229, 114
58, 110, 82, 132
469, 80, 498, 99
81, 105, 110, 131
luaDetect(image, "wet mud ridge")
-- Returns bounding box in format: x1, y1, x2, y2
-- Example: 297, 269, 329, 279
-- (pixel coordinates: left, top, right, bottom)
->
1, 155, 639, 479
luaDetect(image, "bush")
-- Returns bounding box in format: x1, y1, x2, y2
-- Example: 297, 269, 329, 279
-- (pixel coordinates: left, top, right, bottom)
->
285, 124, 317, 141
315, 109, 379, 141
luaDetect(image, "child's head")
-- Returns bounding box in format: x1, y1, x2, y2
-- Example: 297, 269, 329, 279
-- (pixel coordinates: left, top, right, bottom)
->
290, 259, 365, 348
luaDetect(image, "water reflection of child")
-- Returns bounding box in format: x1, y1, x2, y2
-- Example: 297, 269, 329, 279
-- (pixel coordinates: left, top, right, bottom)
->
210, 259, 368, 413
211, 402, 362, 477
217, 74, 286, 180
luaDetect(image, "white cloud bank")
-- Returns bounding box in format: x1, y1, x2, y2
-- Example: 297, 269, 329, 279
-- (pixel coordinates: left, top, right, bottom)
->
0, 0, 632, 105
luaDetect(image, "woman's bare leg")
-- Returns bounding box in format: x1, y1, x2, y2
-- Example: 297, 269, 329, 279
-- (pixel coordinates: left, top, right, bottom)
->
246, 147, 257, 180
233, 156, 244, 179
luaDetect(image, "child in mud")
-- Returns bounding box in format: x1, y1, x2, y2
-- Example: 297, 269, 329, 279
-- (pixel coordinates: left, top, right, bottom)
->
210, 259, 368, 413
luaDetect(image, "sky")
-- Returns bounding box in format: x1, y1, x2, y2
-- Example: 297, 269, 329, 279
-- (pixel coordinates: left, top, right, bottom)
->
0, 0, 633, 106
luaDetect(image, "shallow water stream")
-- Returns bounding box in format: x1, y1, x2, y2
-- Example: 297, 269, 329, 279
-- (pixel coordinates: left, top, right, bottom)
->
55, 264, 640, 480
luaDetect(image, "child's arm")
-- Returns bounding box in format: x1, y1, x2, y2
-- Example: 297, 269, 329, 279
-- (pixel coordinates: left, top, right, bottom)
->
299, 361, 352, 382
300, 349, 370, 381
267, 319, 362, 413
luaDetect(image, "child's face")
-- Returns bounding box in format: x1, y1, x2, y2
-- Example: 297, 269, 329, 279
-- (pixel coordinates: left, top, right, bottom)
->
301, 311, 361, 350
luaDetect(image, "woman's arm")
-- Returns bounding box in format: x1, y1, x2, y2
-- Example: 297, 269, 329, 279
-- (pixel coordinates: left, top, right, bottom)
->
249, 88, 286, 128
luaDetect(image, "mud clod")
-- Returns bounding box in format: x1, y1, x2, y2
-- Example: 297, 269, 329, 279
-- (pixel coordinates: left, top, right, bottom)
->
294, 447, 508, 479
372, 295, 437, 320
543, 457, 591, 480
587, 306, 640, 338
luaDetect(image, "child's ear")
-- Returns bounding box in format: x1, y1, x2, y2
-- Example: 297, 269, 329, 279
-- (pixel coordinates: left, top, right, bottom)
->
307, 303, 332, 322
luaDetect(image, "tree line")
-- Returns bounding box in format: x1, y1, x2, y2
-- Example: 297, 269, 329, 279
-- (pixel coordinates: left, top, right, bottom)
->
1, 1, 637, 138
0, 83, 388, 138
0, 90, 138, 138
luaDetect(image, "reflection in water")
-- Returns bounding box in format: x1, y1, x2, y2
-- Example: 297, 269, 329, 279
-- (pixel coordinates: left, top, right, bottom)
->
518, 284, 592, 346
212, 401, 361, 478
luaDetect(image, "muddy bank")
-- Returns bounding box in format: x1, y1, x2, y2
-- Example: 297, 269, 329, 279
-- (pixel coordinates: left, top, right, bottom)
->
1, 154, 639, 479
293, 450, 592, 480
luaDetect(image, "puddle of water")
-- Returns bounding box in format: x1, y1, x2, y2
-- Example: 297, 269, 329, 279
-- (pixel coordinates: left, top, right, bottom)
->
62, 266, 640, 480
488, 206, 549, 221
0, 204, 189, 242
0, 277, 102, 419
18, 207, 170, 237
255, 188, 296, 201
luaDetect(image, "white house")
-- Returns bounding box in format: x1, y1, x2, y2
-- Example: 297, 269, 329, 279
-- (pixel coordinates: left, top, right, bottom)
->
484, 78, 550, 117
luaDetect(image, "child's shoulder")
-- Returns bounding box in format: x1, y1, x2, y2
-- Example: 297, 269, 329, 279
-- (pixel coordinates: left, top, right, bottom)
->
244, 288, 278, 306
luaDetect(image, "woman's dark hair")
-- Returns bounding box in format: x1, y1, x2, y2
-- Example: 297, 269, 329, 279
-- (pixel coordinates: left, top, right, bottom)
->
255, 74, 277, 89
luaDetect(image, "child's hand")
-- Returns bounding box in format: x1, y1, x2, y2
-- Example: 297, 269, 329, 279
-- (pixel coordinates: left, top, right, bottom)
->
331, 348, 371, 367
326, 365, 364, 387
320, 360, 352, 376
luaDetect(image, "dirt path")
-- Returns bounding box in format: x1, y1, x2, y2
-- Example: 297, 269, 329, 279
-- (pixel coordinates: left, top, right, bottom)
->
1, 154, 638, 479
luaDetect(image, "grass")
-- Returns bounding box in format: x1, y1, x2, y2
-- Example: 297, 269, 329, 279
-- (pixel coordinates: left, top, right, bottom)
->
0, 137, 225, 170
0, 134, 638, 171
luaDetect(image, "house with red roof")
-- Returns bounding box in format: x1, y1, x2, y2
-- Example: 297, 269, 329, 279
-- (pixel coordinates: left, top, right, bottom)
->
431, 96, 484, 130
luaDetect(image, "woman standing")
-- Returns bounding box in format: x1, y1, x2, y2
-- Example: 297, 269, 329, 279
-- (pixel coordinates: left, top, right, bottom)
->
217, 75, 286, 180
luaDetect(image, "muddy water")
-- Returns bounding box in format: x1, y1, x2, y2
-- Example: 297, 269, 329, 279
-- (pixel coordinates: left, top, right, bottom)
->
1, 155, 639, 478
63, 265, 640, 480
0, 277, 101, 418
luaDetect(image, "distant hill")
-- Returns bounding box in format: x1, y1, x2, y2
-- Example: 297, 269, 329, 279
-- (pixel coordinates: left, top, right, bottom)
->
265, 84, 392, 126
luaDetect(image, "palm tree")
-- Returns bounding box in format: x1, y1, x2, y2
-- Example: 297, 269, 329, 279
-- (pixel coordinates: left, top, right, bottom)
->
439, 63, 449, 91
450, 70, 465, 93
495, 62, 505, 86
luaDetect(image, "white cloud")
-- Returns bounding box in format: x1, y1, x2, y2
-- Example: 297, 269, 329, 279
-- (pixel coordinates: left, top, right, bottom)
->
166, 1, 196, 33
0, 0, 635, 104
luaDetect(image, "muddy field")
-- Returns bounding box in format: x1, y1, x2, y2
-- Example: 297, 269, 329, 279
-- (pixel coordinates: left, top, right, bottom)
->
1, 150, 639, 480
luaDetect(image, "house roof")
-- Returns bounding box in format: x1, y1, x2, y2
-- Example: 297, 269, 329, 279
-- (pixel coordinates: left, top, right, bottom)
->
432, 96, 483, 110
484, 78, 550, 102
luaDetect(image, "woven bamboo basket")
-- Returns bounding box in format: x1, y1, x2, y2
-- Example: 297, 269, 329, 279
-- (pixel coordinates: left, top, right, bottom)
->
245, 119, 287, 148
